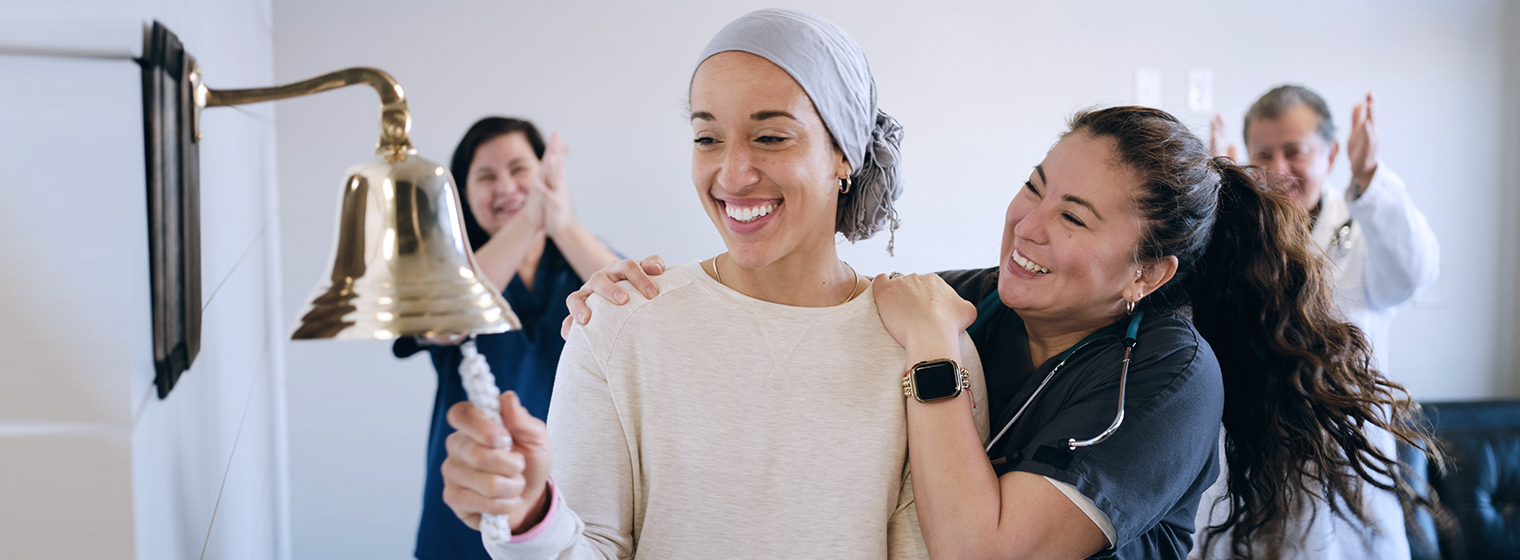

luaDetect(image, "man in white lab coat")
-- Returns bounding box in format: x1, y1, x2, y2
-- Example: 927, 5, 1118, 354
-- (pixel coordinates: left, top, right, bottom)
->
1193, 84, 1440, 560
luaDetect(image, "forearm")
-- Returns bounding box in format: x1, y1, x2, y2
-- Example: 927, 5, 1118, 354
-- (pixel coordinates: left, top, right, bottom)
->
904, 338, 1006, 560
474, 217, 545, 290
549, 221, 620, 283
1347, 165, 1440, 308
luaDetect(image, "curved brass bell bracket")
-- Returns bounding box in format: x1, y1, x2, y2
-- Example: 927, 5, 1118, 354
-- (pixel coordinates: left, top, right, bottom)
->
190, 64, 413, 159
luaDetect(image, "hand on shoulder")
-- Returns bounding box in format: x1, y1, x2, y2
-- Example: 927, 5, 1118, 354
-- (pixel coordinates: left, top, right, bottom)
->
872, 273, 976, 357
562, 255, 669, 339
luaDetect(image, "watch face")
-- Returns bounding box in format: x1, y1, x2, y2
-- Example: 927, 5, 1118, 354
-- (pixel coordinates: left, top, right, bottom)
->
914, 360, 960, 400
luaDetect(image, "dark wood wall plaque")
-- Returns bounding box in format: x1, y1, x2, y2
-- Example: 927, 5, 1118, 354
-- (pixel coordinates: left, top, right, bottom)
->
140, 22, 201, 399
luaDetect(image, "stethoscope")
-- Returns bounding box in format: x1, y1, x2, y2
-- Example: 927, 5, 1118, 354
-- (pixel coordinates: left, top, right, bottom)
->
1329, 218, 1355, 258
967, 290, 1144, 455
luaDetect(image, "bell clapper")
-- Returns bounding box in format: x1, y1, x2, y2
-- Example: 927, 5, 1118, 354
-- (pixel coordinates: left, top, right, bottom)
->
458, 335, 511, 543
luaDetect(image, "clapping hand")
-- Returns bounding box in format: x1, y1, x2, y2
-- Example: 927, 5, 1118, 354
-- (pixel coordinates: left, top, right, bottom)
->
1209, 113, 1239, 162
535, 133, 575, 238
1347, 92, 1379, 194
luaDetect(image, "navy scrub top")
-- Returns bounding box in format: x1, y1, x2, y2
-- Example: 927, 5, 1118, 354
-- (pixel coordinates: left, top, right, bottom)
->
394, 240, 583, 560
939, 268, 1225, 559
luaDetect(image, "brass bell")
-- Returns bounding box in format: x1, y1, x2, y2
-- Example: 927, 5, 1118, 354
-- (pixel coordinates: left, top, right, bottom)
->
191, 65, 520, 340
193, 67, 518, 339
290, 148, 520, 340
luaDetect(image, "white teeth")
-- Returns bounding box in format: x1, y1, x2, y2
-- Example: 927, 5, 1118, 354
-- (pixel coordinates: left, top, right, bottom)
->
1011, 249, 1051, 274
725, 202, 776, 223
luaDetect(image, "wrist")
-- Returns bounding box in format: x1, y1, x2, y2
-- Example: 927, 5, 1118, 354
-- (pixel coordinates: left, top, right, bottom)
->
508, 481, 551, 533
545, 217, 580, 241
1352, 166, 1378, 195
904, 332, 960, 364
495, 213, 544, 241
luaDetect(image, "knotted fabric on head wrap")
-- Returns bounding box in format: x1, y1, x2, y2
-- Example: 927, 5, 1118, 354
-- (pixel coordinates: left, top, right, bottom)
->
694, 8, 904, 251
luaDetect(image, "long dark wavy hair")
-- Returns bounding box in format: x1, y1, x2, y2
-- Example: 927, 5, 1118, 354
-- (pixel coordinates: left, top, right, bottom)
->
1066, 106, 1448, 559
450, 117, 546, 251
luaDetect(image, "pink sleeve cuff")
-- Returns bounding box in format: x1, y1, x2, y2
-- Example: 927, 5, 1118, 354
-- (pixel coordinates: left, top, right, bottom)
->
507, 478, 559, 543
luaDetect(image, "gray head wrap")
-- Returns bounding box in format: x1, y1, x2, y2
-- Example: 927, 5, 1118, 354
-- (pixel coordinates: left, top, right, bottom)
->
694, 8, 904, 251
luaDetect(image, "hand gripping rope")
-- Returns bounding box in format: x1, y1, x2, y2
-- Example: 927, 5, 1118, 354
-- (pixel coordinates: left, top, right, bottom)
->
458, 337, 511, 543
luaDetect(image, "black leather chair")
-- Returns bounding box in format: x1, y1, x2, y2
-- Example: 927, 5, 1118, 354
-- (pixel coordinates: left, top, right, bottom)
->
1401, 400, 1520, 560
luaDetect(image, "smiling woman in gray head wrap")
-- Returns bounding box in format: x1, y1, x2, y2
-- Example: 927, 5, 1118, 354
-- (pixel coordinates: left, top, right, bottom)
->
436, 9, 985, 560
697, 8, 904, 250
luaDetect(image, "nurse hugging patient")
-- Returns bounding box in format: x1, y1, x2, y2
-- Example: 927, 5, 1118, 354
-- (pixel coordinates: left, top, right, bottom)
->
444, 8, 1442, 560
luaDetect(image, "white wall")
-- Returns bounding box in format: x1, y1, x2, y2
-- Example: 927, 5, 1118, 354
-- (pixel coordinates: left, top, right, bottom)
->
0, 1, 288, 558
271, 1, 1518, 557
1505, 0, 1520, 397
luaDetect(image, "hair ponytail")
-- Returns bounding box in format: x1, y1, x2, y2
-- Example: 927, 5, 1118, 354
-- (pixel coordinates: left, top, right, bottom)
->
1193, 159, 1430, 558
1067, 107, 1447, 559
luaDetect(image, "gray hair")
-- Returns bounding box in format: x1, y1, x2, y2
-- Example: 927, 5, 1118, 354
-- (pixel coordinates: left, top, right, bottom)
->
695, 8, 903, 252
1244, 84, 1335, 145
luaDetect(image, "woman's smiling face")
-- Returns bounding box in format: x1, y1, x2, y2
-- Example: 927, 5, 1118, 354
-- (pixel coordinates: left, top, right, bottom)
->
688, 51, 852, 270
465, 131, 541, 236
999, 132, 1150, 326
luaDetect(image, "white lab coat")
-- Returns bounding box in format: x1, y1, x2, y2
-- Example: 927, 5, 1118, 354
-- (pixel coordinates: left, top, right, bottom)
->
1311, 163, 1441, 364
1190, 163, 1439, 560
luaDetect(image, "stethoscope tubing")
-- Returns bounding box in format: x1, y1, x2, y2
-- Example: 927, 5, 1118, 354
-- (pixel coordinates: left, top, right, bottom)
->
1067, 344, 1133, 450
972, 288, 1143, 455
984, 350, 1079, 453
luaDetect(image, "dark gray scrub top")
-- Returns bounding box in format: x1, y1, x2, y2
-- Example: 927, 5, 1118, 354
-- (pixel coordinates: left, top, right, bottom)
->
939, 268, 1225, 559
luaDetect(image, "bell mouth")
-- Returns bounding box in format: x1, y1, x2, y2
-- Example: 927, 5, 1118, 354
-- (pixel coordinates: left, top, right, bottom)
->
291, 276, 517, 340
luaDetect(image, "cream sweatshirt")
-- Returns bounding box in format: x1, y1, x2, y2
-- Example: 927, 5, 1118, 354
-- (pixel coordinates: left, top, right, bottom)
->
486, 262, 988, 559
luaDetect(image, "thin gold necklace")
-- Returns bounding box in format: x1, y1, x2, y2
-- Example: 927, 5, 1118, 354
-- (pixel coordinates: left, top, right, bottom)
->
709, 254, 860, 306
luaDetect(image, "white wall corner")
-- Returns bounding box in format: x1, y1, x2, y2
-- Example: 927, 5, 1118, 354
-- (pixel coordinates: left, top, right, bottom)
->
261, 103, 294, 560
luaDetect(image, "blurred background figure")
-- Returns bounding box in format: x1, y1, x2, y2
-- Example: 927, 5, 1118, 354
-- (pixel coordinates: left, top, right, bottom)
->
1196, 86, 1440, 560
391, 117, 619, 560
1212, 86, 1439, 362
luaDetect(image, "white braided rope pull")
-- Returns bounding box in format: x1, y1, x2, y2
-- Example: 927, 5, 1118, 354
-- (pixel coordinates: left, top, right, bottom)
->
458, 337, 511, 543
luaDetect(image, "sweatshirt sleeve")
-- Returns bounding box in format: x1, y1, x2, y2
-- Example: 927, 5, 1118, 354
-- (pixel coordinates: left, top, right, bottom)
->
484, 324, 636, 560
484, 479, 586, 559
1346, 163, 1440, 310
887, 468, 929, 560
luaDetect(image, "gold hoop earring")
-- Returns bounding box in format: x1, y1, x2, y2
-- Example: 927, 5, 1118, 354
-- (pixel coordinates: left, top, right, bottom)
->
839, 177, 852, 194
1126, 290, 1144, 315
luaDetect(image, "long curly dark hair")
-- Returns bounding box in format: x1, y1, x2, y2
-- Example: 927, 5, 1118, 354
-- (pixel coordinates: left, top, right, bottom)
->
1066, 106, 1447, 558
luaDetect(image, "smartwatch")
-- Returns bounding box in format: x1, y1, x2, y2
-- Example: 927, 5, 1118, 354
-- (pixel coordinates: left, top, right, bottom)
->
902, 359, 970, 403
